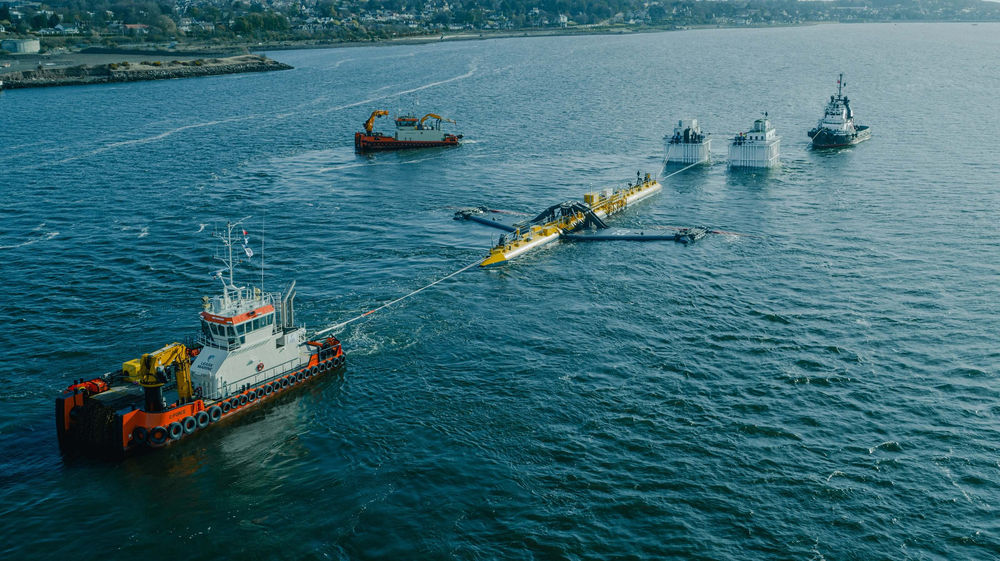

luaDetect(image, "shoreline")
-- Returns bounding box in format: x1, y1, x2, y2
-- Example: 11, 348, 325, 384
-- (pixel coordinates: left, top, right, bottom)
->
0, 54, 291, 89
1, 21, 992, 89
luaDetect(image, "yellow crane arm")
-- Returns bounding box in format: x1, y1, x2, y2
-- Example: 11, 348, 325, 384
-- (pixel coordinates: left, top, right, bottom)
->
419, 113, 456, 125
124, 342, 194, 402
364, 110, 389, 134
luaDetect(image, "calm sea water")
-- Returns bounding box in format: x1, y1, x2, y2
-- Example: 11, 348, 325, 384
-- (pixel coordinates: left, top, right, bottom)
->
2, 22, 1000, 560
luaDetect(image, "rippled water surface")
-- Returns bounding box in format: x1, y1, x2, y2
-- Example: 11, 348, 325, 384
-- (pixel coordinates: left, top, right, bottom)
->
2, 22, 1000, 560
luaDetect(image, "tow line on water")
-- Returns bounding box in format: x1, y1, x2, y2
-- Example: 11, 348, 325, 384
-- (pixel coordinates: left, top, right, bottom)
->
314, 259, 480, 336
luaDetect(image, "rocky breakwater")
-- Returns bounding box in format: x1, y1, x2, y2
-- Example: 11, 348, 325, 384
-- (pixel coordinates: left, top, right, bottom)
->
2, 54, 292, 89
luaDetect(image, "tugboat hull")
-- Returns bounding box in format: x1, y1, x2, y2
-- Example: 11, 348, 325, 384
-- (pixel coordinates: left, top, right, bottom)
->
355, 132, 461, 151
56, 340, 346, 458
809, 125, 871, 148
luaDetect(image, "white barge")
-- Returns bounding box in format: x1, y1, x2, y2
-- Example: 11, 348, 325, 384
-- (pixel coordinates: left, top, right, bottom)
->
728, 114, 780, 168
665, 119, 711, 166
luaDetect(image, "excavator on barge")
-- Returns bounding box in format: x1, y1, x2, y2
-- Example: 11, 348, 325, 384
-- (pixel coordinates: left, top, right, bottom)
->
455, 171, 724, 267
355, 110, 462, 151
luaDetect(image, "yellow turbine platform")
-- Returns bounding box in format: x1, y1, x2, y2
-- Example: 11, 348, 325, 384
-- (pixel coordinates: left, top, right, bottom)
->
480, 174, 662, 267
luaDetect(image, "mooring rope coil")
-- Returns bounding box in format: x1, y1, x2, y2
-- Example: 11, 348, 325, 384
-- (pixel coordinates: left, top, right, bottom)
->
314, 259, 481, 336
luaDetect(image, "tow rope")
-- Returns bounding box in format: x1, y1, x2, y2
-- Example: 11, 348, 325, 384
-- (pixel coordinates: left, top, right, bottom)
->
316, 162, 705, 336
659, 159, 708, 180
314, 259, 481, 336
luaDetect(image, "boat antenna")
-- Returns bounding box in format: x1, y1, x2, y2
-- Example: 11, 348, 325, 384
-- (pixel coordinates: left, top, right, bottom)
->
261, 213, 265, 295
214, 216, 251, 303
837, 72, 844, 97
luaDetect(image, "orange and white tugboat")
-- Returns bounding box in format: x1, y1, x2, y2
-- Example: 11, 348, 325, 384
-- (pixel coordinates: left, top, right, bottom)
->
354, 110, 462, 151
55, 219, 345, 458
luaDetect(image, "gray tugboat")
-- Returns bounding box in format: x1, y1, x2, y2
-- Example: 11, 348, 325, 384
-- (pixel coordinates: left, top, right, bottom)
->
808, 73, 871, 148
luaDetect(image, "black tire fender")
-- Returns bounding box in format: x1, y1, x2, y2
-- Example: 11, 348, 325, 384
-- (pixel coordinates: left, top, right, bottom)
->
149, 426, 168, 445
168, 422, 184, 440
182, 416, 198, 435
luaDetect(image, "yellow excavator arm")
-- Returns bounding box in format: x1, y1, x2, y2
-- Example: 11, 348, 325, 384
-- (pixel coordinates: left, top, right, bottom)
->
364, 110, 389, 134
123, 342, 194, 402
419, 113, 456, 126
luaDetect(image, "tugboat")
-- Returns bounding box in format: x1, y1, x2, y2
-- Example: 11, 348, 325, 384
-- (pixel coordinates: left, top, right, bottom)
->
55, 220, 346, 458
808, 73, 871, 148
355, 110, 462, 151
664, 118, 711, 166
728, 113, 781, 168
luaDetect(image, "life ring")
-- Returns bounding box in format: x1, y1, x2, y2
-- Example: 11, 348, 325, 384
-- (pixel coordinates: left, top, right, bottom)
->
196, 410, 210, 429
149, 426, 168, 445
182, 416, 198, 434
256, 362, 265, 372
209, 406, 223, 422
168, 422, 184, 440
221, 401, 232, 413
132, 426, 149, 444
239, 394, 248, 406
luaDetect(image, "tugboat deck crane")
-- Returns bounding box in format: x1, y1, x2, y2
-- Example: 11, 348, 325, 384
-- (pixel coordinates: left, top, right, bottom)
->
364, 110, 389, 134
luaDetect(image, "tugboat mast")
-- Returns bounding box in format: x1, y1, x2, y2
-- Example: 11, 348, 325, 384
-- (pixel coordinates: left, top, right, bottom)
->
215, 216, 251, 306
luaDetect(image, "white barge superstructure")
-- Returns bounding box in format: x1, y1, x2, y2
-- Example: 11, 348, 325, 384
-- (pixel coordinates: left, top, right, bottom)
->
665, 119, 711, 166
728, 114, 780, 168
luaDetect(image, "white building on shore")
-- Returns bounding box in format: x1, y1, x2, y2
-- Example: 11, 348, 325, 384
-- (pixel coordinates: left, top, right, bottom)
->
1, 39, 41, 54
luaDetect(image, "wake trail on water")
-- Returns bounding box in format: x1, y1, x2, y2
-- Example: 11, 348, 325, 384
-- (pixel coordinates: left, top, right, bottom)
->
317, 150, 446, 173
314, 62, 478, 116
31, 61, 477, 167
0, 231, 59, 250
52, 117, 249, 165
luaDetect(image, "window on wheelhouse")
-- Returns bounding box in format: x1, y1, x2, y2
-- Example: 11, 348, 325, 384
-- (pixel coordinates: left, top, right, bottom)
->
202, 320, 228, 348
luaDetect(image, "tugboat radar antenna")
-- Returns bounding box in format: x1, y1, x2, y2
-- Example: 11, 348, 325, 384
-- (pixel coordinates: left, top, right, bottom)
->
214, 216, 251, 300
261, 213, 265, 297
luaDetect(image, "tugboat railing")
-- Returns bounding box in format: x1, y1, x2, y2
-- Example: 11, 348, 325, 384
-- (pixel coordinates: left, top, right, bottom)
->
206, 355, 313, 402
